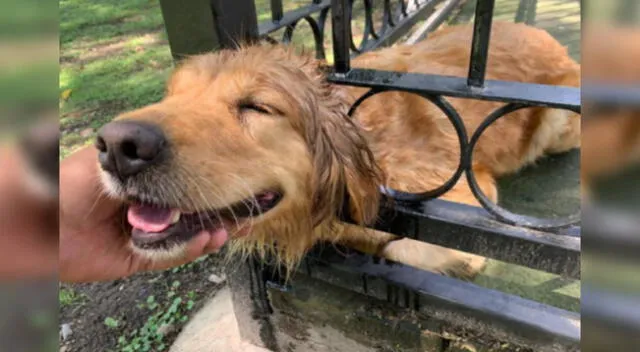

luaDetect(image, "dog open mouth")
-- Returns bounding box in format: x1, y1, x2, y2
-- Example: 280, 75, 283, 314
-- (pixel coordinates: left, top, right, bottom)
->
126, 191, 283, 249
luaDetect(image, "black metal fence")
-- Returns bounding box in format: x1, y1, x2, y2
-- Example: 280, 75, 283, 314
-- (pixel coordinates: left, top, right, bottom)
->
159, 0, 585, 350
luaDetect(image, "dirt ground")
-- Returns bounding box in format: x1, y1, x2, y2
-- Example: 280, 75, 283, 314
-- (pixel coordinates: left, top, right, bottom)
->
59, 255, 225, 352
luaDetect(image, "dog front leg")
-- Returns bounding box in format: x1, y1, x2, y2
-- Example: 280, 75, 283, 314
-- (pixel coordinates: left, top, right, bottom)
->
332, 223, 486, 280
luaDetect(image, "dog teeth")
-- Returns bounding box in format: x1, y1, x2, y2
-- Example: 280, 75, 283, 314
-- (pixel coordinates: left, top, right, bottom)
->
170, 210, 181, 224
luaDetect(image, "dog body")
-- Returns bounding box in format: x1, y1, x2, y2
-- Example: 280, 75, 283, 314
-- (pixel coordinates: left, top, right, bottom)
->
351, 22, 580, 191
322, 22, 580, 276
96, 22, 580, 278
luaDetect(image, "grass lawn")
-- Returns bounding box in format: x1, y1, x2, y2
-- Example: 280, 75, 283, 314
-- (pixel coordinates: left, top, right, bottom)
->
59, 0, 172, 157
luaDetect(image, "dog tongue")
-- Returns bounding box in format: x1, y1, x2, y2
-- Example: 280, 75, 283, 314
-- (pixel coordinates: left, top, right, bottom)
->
127, 204, 177, 233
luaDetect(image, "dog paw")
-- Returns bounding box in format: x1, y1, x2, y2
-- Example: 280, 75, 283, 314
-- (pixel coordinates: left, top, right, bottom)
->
378, 238, 487, 280
440, 255, 487, 281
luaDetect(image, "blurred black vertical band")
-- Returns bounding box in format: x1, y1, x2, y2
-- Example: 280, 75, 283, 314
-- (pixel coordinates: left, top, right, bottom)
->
0, 0, 60, 350
582, 1, 640, 351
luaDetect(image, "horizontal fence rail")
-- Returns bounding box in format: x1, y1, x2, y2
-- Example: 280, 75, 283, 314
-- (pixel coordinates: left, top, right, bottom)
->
328, 70, 581, 109
297, 245, 581, 350
370, 199, 580, 279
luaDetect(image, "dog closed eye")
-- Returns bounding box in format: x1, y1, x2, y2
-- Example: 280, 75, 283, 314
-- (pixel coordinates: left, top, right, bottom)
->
238, 101, 272, 115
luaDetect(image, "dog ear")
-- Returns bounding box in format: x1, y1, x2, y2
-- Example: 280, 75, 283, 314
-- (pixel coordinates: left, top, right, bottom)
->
306, 80, 383, 227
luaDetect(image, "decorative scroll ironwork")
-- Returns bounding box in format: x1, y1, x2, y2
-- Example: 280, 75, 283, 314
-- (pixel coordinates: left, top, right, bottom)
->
348, 90, 469, 201
258, 0, 444, 60
259, 0, 331, 59
333, 74, 581, 230
329, 0, 581, 231
253, 0, 582, 231
466, 103, 581, 229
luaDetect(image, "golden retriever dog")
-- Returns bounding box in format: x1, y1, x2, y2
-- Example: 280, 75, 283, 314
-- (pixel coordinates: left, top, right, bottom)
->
95, 21, 580, 279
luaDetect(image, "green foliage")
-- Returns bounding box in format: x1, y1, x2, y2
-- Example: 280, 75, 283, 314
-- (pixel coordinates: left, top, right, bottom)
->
59, 287, 87, 307
116, 282, 197, 352
104, 317, 120, 329
170, 255, 208, 274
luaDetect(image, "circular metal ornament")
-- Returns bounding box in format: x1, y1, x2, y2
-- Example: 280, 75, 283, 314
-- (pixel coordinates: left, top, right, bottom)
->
466, 103, 581, 230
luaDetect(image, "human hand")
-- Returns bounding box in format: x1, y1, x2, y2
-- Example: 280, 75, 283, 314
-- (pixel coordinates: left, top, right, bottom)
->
60, 147, 228, 283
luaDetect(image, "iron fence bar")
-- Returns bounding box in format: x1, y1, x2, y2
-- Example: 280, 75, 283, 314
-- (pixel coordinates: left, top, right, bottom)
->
307, 247, 581, 350
369, 198, 581, 278
405, 0, 463, 45
210, 0, 260, 47
525, 0, 538, 24
514, 0, 528, 23
363, 0, 444, 51
399, 0, 408, 17
348, 0, 372, 53
466, 103, 580, 230
258, 0, 330, 35
515, 0, 538, 24
364, 0, 381, 40
332, 0, 352, 73
158, 0, 222, 61
327, 68, 580, 109
383, 0, 393, 27
467, 0, 496, 88
270, 0, 284, 22
347, 91, 470, 202
331, 70, 580, 231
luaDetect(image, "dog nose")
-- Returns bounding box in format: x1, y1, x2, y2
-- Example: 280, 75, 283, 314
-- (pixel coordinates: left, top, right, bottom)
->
96, 121, 167, 179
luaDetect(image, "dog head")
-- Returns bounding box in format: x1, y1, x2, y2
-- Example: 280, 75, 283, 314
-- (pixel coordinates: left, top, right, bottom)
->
96, 45, 381, 266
